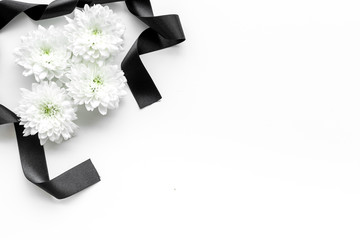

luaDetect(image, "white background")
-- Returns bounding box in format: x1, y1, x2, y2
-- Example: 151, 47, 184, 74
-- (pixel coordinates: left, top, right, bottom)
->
1, 0, 360, 239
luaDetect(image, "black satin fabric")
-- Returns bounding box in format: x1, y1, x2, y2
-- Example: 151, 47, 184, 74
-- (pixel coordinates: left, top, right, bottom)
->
122, 0, 185, 108
0, 0, 186, 108
0, 105, 100, 199
0, 0, 185, 198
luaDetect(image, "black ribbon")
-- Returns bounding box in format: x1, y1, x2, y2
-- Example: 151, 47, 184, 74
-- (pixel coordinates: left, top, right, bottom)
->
122, 0, 185, 108
0, 0, 185, 198
0, 105, 100, 199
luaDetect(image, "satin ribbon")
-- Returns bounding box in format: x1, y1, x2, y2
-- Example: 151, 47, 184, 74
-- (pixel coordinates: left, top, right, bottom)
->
122, 0, 185, 108
0, 0, 185, 198
0, 105, 100, 199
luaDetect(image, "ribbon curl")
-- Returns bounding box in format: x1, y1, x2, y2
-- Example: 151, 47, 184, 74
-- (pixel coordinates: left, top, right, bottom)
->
0, 0, 185, 198
122, 0, 185, 108
0, 105, 100, 199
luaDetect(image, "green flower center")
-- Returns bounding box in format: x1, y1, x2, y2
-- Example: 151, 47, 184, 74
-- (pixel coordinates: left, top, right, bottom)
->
41, 47, 51, 55
93, 75, 103, 85
40, 103, 59, 117
92, 28, 102, 35
91, 75, 104, 92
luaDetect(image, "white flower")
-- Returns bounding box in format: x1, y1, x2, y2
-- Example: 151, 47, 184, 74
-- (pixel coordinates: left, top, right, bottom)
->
66, 64, 127, 115
64, 4, 125, 66
14, 25, 71, 82
16, 82, 78, 145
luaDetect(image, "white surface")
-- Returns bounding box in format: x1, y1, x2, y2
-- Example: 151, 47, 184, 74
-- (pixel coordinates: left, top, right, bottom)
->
1, 0, 360, 239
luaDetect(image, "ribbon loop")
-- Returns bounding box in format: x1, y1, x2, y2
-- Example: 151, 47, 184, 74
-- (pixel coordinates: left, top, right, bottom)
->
123, 0, 185, 108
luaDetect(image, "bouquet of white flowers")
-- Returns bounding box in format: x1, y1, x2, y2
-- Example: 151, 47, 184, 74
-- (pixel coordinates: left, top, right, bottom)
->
14, 4, 127, 145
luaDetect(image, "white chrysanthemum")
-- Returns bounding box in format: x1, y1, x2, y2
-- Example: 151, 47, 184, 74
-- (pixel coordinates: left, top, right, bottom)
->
16, 82, 78, 145
14, 25, 71, 82
66, 64, 127, 115
64, 4, 125, 66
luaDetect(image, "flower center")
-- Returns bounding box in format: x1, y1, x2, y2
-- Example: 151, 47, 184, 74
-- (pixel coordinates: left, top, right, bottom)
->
40, 103, 59, 117
41, 47, 51, 55
93, 75, 103, 85
92, 28, 102, 35
91, 75, 104, 92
